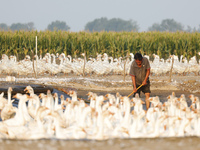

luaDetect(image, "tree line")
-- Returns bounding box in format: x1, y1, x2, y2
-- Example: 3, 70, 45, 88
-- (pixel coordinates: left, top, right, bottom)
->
0, 18, 200, 32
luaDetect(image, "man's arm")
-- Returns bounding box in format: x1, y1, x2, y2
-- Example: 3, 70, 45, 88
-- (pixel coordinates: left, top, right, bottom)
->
142, 68, 150, 85
131, 75, 137, 92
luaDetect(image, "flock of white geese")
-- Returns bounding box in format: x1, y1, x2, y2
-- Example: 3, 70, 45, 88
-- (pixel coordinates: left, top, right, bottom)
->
0, 86, 200, 140
0, 52, 199, 76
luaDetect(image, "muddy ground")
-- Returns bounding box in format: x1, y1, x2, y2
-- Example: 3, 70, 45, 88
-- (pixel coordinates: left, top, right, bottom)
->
39, 74, 200, 103
0, 74, 199, 103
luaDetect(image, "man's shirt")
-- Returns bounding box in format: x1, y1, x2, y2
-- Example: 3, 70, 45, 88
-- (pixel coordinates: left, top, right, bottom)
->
129, 57, 150, 85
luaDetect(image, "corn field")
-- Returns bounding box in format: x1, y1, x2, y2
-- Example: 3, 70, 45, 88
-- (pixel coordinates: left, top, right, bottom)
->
0, 30, 200, 61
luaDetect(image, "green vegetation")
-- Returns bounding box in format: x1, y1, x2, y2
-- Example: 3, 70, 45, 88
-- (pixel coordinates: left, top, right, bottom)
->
0, 30, 200, 61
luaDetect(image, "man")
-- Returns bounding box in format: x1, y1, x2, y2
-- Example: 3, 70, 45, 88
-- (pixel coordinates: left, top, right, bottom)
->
129, 53, 151, 110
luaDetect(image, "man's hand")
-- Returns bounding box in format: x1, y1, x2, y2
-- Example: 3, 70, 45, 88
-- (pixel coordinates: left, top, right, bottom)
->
142, 80, 147, 86
133, 87, 137, 93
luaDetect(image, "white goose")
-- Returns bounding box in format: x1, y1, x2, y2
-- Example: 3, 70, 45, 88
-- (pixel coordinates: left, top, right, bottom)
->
131, 93, 145, 115
63, 98, 74, 126
3, 93, 29, 126
86, 91, 97, 109
105, 93, 116, 105
46, 90, 54, 111
145, 115, 167, 138
113, 96, 131, 138
58, 54, 73, 75
129, 109, 146, 138
53, 93, 64, 117
15, 93, 33, 123
39, 93, 47, 107
48, 109, 86, 139
68, 90, 78, 101
112, 57, 124, 75
88, 110, 109, 140
25, 106, 52, 140
0, 92, 8, 111
24, 86, 41, 119
1, 87, 16, 121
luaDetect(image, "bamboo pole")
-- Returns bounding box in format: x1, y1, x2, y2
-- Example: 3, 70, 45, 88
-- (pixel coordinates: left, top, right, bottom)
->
31, 50, 37, 78
83, 51, 86, 77
35, 36, 37, 78
128, 84, 143, 97
123, 51, 129, 81
169, 55, 174, 82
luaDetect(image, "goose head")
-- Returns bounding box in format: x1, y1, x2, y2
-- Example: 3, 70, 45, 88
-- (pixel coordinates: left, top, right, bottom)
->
12, 93, 29, 102
24, 86, 34, 95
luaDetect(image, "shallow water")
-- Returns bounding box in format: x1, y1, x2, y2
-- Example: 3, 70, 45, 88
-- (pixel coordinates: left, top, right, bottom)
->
11, 88, 200, 110
12, 88, 71, 108
1, 137, 200, 150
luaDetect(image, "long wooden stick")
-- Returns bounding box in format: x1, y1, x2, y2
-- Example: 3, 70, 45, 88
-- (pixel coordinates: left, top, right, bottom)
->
61, 88, 68, 94
127, 84, 143, 97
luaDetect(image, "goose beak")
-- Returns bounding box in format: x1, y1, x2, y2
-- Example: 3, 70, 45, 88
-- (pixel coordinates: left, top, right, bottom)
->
24, 87, 27, 91
27, 95, 32, 99
81, 128, 86, 133
12, 94, 17, 99
103, 96, 107, 101
47, 112, 52, 115
24, 88, 29, 93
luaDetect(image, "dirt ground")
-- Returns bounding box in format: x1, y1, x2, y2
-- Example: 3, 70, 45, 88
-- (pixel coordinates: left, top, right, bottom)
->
1, 73, 199, 103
